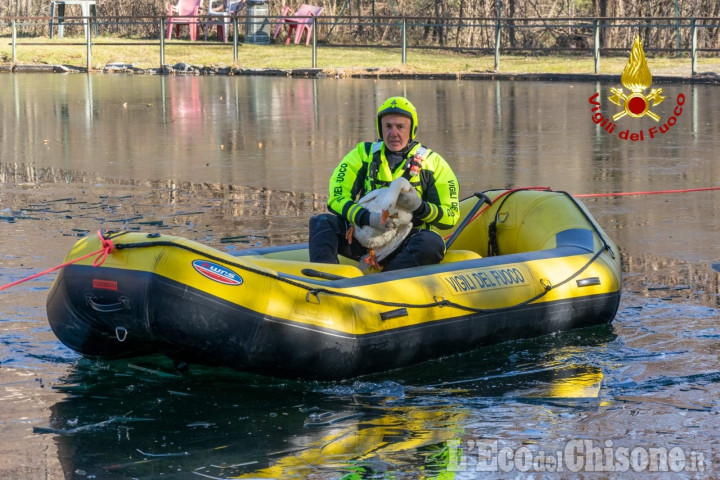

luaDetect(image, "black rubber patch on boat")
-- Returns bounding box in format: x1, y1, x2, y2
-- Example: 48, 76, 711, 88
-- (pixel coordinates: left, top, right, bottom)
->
576, 277, 601, 287
301, 268, 346, 281
380, 308, 408, 321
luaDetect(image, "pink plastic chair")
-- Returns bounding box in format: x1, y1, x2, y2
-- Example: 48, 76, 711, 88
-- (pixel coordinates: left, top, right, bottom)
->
166, 0, 202, 41
272, 4, 324, 45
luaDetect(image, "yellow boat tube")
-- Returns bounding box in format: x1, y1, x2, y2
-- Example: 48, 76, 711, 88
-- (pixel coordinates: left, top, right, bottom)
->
46, 188, 621, 380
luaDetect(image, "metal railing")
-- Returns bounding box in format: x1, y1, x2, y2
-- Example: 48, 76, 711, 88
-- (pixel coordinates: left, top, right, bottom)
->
2, 15, 720, 74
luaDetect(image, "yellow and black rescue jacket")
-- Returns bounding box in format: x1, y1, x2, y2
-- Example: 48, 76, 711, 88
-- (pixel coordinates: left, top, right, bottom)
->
328, 141, 460, 230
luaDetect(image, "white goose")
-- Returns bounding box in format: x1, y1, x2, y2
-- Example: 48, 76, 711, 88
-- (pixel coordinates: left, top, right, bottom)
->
348, 177, 416, 270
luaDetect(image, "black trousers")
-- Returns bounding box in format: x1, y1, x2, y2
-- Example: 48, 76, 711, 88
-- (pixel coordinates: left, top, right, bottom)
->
308, 213, 445, 271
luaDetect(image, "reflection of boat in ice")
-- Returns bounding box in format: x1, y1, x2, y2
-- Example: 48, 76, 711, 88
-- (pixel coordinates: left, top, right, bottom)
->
232, 365, 604, 479
46, 188, 621, 380
37, 356, 604, 479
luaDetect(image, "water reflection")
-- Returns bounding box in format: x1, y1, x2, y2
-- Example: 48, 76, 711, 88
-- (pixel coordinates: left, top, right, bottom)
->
39, 326, 613, 479
5, 75, 720, 198
5, 76, 720, 262
170, 76, 201, 120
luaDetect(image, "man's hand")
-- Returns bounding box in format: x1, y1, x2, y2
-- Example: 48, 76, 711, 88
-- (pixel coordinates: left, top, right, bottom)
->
368, 211, 390, 231
396, 189, 422, 212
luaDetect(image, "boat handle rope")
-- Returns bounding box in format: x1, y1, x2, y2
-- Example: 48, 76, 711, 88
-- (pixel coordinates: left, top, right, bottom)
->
115, 327, 128, 342
85, 293, 131, 313
306, 290, 321, 304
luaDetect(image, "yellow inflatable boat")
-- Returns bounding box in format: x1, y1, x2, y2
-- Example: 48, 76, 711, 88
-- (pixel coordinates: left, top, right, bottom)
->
46, 188, 621, 380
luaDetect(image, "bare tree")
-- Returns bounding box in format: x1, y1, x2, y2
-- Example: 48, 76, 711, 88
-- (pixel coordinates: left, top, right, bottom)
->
3, 0, 719, 51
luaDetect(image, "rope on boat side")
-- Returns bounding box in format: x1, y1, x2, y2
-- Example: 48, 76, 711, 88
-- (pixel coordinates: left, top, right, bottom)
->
111, 236, 608, 314
8, 185, 715, 298
109, 188, 611, 316
0, 188, 609, 314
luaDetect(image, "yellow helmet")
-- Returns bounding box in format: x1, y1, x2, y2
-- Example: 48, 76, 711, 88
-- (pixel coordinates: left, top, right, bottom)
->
376, 96, 418, 140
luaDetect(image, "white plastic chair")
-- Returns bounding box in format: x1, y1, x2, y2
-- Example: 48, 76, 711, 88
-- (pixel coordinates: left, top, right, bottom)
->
205, 0, 246, 42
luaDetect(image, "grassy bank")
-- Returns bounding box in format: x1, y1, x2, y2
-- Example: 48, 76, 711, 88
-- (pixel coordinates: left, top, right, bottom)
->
2, 36, 720, 77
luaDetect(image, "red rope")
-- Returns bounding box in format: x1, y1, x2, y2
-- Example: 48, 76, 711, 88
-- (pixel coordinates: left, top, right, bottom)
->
443, 185, 720, 242
575, 186, 720, 198
0, 230, 113, 292
3, 185, 718, 291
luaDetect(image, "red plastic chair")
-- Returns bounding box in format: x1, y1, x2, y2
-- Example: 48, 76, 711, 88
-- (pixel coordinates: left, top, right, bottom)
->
272, 4, 324, 45
166, 0, 202, 41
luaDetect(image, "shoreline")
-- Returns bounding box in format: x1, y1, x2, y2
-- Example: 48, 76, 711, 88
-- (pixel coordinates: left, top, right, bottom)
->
2, 62, 720, 84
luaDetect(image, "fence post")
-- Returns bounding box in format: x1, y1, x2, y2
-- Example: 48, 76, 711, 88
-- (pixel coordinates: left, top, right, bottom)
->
85, 17, 92, 71
494, 18, 501, 70
401, 18, 407, 64
233, 16, 238, 63
593, 18, 600, 74
311, 16, 317, 68
11, 19, 16, 63
691, 18, 697, 76
160, 16, 165, 69
675, 0, 682, 57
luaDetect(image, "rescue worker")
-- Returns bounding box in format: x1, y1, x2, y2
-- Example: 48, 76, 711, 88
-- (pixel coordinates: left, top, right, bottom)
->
308, 96, 460, 271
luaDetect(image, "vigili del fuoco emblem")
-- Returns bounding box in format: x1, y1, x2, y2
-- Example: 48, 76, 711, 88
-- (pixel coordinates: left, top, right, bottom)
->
608, 35, 665, 122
